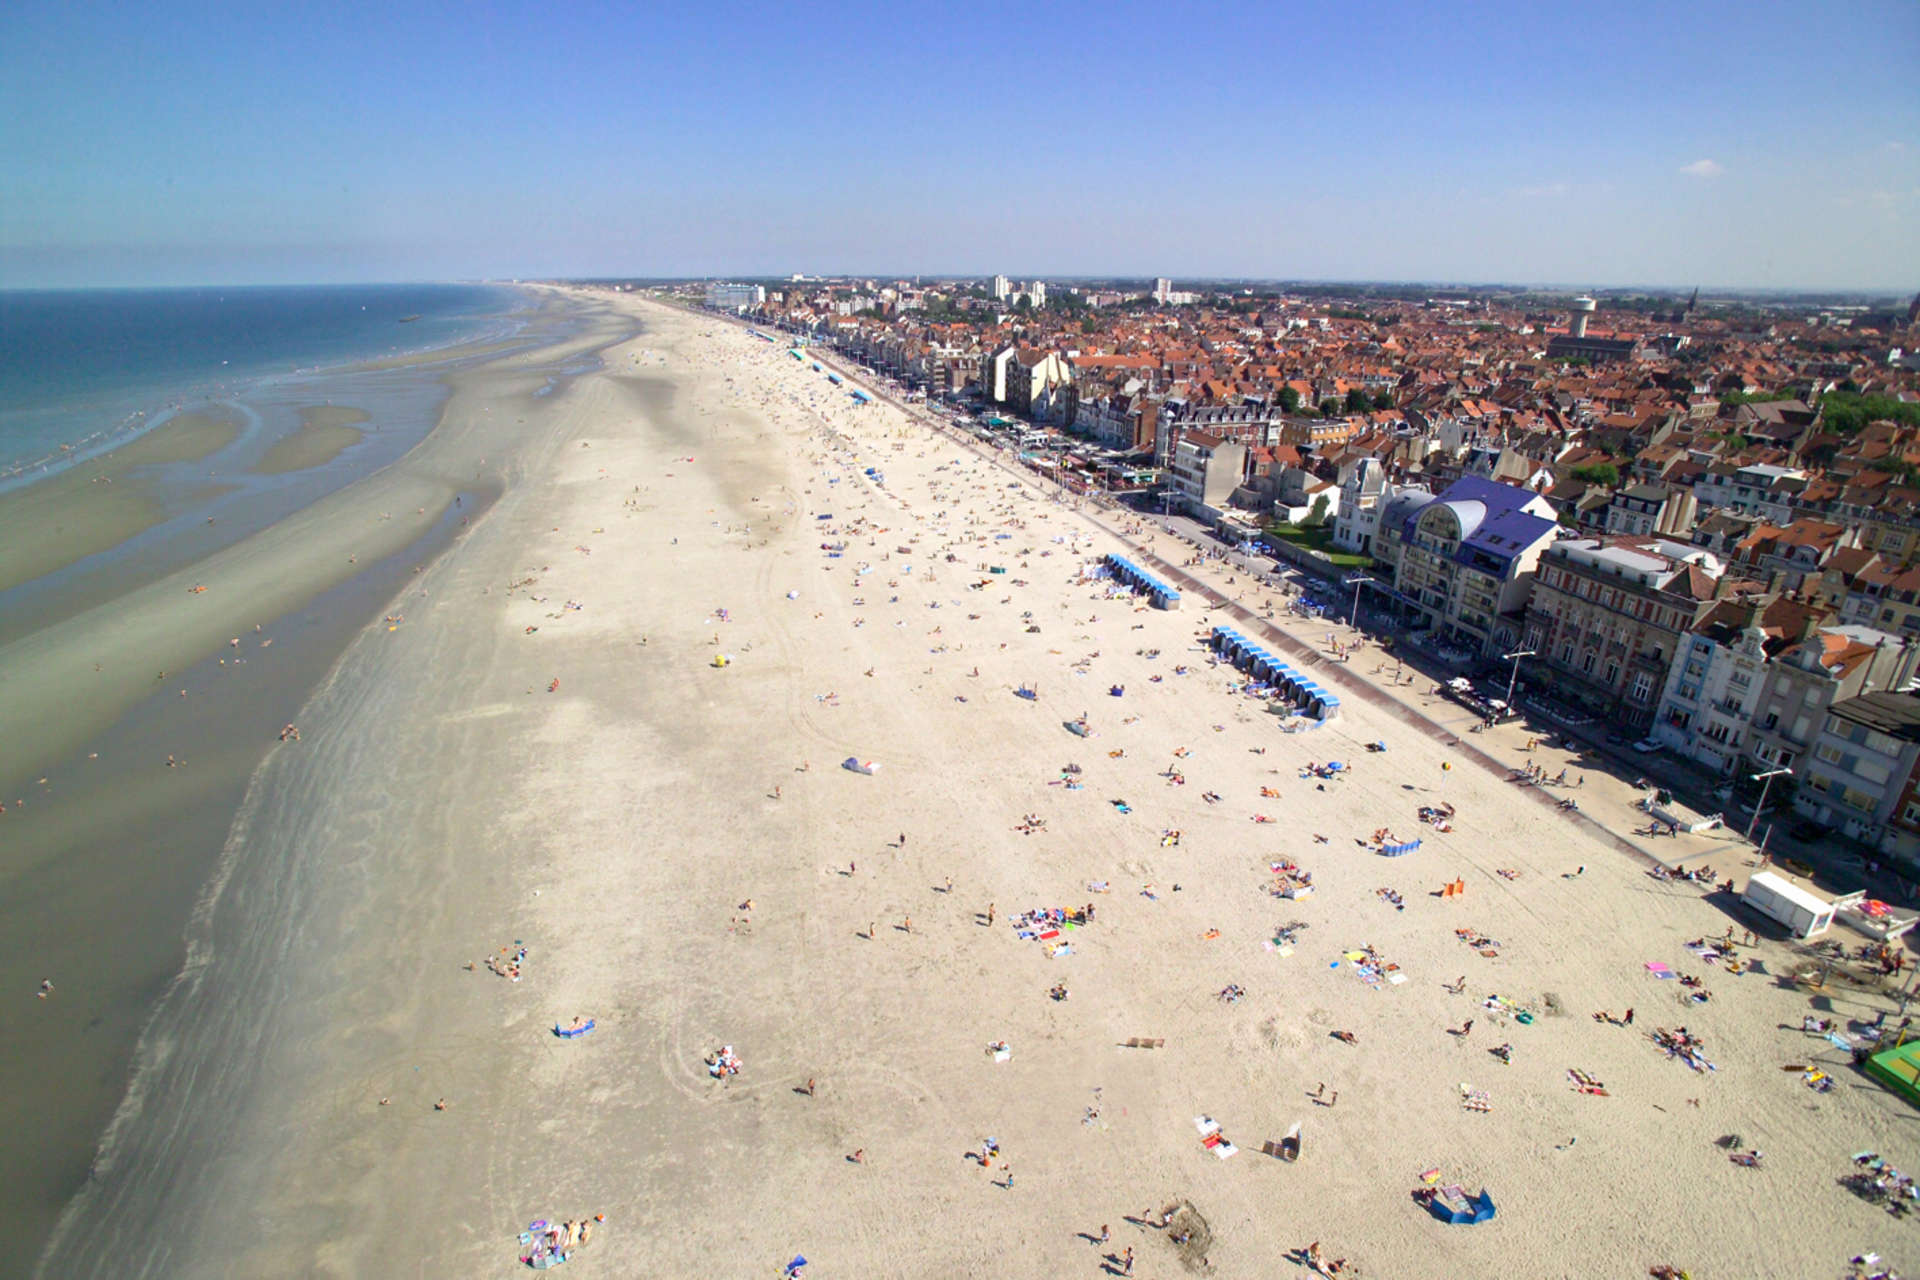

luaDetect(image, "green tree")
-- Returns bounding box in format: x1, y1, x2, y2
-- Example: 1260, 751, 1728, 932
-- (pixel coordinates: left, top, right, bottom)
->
1344, 388, 1372, 413
1318, 399, 1340, 418
1569, 462, 1620, 488
1820, 391, 1920, 436
1304, 494, 1331, 527
1372, 390, 1395, 411
1278, 386, 1302, 414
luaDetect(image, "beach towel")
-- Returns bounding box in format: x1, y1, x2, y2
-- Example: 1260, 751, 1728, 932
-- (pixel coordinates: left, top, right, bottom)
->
1645, 962, 1675, 978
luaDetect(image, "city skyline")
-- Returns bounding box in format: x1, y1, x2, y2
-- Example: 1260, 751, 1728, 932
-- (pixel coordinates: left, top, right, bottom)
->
2, 0, 1916, 291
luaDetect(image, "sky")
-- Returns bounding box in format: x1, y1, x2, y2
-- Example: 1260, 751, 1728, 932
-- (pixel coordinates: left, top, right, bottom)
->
2, 0, 1917, 291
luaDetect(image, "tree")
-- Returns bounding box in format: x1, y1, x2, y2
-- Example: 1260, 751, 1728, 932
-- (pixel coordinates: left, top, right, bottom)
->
1278, 386, 1302, 414
1569, 462, 1620, 488
1318, 399, 1339, 418
1372, 390, 1395, 411
1304, 494, 1331, 528
1344, 388, 1372, 414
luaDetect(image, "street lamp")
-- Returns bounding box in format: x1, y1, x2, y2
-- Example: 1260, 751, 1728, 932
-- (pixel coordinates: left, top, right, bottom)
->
1501, 649, 1536, 722
1746, 766, 1793, 842
1347, 575, 1376, 628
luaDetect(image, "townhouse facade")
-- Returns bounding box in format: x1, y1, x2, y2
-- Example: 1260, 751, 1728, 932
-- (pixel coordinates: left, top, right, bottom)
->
1521, 539, 1725, 733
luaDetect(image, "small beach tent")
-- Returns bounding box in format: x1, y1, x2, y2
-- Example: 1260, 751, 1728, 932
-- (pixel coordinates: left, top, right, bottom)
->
1380, 839, 1422, 857
1428, 1188, 1497, 1224
841, 757, 880, 775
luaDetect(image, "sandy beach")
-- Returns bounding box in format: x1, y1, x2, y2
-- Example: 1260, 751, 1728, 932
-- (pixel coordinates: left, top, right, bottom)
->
40, 291, 1915, 1279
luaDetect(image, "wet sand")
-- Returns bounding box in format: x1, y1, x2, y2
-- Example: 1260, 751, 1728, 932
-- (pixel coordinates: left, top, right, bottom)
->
250, 406, 368, 475
1, 290, 637, 1280
0, 409, 241, 593
33, 293, 1916, 1279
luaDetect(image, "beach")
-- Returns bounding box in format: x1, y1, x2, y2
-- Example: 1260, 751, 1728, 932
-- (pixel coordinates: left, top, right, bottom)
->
33, 292, 1916, 1278
0, 288, 631, 1275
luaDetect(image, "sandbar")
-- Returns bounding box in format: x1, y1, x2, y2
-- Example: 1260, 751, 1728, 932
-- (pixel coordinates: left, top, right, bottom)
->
251, 406, 369, 475
0, 409, 241, 594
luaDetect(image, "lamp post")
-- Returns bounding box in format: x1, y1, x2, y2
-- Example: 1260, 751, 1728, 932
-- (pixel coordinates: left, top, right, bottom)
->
1501, 649, 1536, 722
1347, 574, 1375, 629
1746, 767, 1792, 843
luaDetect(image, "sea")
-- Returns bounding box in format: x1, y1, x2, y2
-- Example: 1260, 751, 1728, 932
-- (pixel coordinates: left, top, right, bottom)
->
0, 283, 525, 486
0, 282, 573, 1280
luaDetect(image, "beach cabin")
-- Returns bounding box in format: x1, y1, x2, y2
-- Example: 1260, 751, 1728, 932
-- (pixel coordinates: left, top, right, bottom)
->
1742, 871, 1837, 939
1102, 553, 1181, 610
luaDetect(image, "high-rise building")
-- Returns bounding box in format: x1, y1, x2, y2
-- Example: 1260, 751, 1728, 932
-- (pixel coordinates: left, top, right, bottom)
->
1154, 278, 1172, 304
1028, 281, 1047, 307
705, 282, 765, 310
991, 275, 1011, 300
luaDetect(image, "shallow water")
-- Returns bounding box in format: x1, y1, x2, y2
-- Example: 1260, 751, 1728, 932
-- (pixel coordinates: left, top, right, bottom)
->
0, 289, 629, 1280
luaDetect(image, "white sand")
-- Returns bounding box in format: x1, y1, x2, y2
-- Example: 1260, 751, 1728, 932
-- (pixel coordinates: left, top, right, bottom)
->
50, 292, 1915, 1278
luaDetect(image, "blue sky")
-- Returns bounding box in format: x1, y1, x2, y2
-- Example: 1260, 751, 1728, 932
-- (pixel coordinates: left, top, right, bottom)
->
2, 0, 1916, 290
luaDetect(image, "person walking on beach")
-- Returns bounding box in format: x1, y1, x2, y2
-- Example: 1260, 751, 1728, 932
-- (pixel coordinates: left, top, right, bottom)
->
805, 1078, 816, 1097
1457, 1019, 1474, 1037
1122, 1246, 1134, 1273
987, 902, 996, 926
1623, 1008, 1634, 1026
1100, 1225, 1109, 1244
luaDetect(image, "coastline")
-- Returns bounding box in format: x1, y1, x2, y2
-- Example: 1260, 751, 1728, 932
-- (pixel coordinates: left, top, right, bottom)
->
31, 291, 1916, 1279
0, 287, 637, 1278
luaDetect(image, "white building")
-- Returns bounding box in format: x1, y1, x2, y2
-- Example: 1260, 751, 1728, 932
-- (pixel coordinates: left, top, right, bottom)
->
1652, 606, 1778, 774
991, 275, 1011, 300
705, 282, 765, 310
1331, 458, 1430, 556
1027, 281, 1047, 308
1153, 278, 1172, 304
1169, 432, 1247, 520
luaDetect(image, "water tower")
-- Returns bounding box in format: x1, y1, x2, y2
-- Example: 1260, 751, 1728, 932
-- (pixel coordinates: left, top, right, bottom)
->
1571, 296, 1596, 338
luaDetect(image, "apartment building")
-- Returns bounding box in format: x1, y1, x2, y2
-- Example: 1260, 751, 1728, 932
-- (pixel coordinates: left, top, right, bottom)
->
1796, 691, 1920, 853
1376, 476, 1558, 655
1168, 432, 1247, 520
1651, 595, 1811, 774
705, 282, 766, 310
1746, 625, 1919, 772
1005, 348, 1072, 420
1522, 539, 1726, 732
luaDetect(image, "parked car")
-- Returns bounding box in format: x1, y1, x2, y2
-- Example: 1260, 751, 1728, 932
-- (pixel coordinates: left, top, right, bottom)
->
1788, 819, 1825, 842
1631, 738, 1661, 754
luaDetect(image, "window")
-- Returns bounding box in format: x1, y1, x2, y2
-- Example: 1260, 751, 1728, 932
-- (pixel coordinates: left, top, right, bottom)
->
1632, 673, 1655, 702
1583, 651, 1597, 674
1605, 661, 1620, 685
